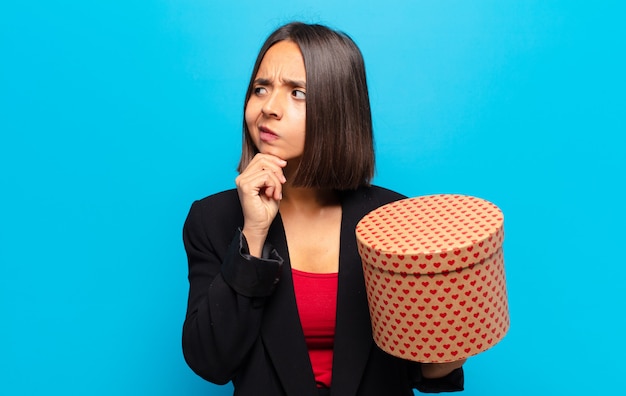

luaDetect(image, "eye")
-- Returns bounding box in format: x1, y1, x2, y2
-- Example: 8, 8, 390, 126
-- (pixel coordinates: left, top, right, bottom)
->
254, 86, 268, 95
292, 89, 306, 100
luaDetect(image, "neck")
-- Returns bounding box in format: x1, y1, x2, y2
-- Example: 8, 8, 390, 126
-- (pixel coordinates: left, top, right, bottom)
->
280, 159, 336, 208
279, 185, 340, 216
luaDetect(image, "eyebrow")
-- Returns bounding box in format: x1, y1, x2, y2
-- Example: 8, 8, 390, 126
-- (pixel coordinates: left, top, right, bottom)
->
254, 77, 306, 88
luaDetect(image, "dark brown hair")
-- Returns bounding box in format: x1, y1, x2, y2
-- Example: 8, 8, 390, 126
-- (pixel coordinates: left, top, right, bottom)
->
237, 22, 375, 190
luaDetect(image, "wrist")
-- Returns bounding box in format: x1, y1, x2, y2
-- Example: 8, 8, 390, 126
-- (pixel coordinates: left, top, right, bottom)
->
241, 227, 268, 257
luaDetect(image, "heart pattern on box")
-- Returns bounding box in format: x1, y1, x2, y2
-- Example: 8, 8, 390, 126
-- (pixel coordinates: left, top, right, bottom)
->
356, 194, 510, 362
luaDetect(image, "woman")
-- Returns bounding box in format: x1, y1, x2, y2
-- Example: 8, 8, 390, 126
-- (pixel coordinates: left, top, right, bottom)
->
182, 22, 465, 396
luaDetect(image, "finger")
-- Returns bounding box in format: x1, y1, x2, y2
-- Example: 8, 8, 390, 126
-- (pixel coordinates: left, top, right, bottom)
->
239, 165, 285, 186
260, 172, 283, 201
255, 163, 286, 184
237, 168, 283, 199
258, 175, 282, 201
237, 166, 281, 187
247, 155, 287, 182
263, 185, 275, 200
251, 153, 287, 168
269, 180, 282, 201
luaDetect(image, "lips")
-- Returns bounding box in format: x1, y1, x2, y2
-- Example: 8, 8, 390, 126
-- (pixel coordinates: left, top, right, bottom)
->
259, 126, 279, 142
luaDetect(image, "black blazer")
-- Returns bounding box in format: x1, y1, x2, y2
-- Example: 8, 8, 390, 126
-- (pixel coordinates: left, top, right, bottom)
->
182, 186, 463, 396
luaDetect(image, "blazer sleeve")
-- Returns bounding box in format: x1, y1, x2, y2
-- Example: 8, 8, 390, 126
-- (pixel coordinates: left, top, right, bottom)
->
181, 199, 283, 384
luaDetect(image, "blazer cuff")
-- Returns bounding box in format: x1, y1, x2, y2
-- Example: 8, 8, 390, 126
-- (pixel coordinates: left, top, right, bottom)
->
412, 363, 464, 393
221, 229, 283, 298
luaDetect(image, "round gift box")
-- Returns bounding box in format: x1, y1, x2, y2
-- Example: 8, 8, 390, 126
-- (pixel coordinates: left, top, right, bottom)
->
356, 194, 509, 363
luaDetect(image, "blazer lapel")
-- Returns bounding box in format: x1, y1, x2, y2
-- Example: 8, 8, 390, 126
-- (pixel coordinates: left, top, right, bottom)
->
329, 191, 376, 396
260, 214, 318, 396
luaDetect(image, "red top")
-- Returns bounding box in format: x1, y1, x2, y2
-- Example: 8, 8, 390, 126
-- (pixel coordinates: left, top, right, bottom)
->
291, 268, 338, 388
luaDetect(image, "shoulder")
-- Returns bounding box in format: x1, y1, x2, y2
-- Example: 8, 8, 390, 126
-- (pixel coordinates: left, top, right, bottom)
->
364, 185, 407, 202
192, 189, 240, 210
341, 185, 406, 207
339, 185, 407, 223
184, 189, 243, 234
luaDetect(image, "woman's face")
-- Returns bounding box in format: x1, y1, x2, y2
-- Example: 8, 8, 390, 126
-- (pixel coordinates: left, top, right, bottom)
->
245, 40, 306, 163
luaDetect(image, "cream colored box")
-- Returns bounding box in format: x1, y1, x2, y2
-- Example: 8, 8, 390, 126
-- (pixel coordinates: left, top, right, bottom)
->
356, 194, 509, 363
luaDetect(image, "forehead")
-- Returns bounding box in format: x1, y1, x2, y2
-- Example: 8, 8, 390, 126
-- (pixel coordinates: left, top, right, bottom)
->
256, 40, 306, 79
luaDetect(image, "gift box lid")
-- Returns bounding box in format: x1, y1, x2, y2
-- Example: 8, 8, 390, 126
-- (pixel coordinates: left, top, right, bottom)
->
356, 194, 504, 275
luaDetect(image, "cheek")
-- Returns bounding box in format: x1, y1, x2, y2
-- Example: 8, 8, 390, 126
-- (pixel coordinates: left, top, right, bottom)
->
293, 106, 306, 130
244, 103, 256, 128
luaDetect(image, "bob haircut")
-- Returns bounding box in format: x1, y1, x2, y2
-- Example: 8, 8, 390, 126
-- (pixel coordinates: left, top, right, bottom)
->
237, 22, 375, 190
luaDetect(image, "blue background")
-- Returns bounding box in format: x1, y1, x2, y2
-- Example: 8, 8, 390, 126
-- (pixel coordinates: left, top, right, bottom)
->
1, 1, 624, 395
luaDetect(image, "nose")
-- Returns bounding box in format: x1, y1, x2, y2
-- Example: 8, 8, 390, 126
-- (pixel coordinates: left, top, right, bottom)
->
261, 90, 283, 119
